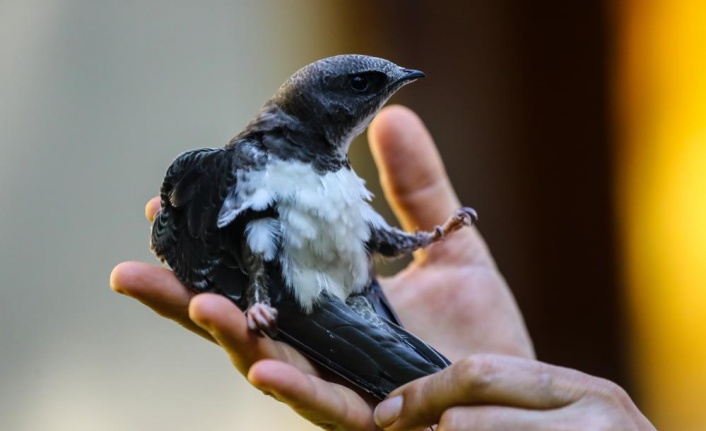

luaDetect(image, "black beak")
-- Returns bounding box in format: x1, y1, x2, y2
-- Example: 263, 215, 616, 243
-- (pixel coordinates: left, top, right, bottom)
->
400, 68, 426, 81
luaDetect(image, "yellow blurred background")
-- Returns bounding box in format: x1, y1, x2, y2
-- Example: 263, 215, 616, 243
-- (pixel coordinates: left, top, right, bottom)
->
616, 0, 706, 429
0, 1, 704, 430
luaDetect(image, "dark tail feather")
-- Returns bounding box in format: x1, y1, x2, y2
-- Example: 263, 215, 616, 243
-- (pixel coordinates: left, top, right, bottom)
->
273, 293, 450, 400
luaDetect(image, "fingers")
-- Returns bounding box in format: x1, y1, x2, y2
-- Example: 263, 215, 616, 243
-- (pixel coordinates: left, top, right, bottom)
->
374, 354, 656, 431
145, 196, 160, 222
248, 360, 378, 431
374, 354, 581, 430
436, 405, 558, 431
189, 294, 318, 377
110, 261, 214, 341
368, 105, 459, 232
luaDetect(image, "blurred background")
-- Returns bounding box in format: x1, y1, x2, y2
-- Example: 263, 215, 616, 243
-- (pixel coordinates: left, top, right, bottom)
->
1, 1, 704, 430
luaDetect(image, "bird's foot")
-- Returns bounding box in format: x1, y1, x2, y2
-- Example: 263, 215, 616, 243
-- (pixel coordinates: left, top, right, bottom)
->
430, 207, 478, 242
246, 302, 279, 338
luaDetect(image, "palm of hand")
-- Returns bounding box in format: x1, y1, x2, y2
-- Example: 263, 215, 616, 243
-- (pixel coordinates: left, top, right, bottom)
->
382, 238, 533, 364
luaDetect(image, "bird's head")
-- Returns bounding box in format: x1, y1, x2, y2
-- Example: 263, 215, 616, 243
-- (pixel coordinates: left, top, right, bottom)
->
271, 54, 424, 155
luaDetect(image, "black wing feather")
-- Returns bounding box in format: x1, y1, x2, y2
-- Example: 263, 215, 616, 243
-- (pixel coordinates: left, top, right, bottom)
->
151, 147, 248, 299
364, 277, 403, 327
273, 290, 450, 400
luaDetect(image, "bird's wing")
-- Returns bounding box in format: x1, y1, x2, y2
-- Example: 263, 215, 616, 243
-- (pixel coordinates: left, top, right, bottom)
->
272, 288, 451, 400
363, 276, 403, 327
361, 278, 451, 372
150, 147, 252, 301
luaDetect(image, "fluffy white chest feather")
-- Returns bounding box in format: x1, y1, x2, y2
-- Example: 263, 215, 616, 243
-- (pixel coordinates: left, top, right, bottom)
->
236, 160, 386, 311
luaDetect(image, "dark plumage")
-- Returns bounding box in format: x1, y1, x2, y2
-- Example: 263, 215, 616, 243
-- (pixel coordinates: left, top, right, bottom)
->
151, 55, 475, 399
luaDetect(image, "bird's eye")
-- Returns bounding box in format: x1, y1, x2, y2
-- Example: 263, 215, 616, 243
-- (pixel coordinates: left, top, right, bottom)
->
350, 75, 370, 92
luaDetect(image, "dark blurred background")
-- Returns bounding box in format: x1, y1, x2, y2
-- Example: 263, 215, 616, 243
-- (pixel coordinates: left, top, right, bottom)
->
2, 1, 703, 430
340, 1, 624, 385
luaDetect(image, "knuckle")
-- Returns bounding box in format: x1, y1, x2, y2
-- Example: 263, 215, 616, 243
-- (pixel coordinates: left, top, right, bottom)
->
550, 373, 643, 431
538, 374, 563, 406
533, 363, 574, 406
455, 354, 497, 391
587, 376, 631, 405
581, 378, 642, 431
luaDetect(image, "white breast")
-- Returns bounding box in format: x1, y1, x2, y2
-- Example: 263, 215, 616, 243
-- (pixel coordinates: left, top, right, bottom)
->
240, 160, 385, 312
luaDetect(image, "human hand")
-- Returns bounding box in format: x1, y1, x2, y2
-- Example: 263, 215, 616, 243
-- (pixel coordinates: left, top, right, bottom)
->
372, 353, 656, 430
366, 107, 532, 363
110, 105, 533, 430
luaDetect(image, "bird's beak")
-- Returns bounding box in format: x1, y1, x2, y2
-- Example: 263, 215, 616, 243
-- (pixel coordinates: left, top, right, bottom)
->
399, 68, 426, 83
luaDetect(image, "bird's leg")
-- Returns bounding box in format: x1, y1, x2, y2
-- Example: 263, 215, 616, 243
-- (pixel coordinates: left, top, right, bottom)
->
427, 207, 478, 243
368, 207, 477, 258
242, 245, 278, 338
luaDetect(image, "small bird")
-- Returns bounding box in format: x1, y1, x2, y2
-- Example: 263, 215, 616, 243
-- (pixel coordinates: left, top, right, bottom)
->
150, 54, 477, 400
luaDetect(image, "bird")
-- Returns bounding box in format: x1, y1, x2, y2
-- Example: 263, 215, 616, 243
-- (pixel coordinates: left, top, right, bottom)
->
150, 54, 477, 400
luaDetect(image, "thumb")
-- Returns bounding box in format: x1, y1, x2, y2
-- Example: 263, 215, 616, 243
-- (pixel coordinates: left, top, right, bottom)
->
368, 105, 460, 232
368, 105, 491, 265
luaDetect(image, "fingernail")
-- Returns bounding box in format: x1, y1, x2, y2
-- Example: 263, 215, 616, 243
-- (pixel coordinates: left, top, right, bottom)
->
374, 395, 402, 428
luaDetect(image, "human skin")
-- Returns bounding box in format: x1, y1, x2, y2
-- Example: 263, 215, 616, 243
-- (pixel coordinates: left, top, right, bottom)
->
111, 105, 653, 430
372, 353, 656, 430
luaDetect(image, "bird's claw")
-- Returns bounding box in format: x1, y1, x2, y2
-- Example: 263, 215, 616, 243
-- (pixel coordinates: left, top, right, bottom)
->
457, 207, 478, 226
434, 225, 445, 240
431, 207, 478, 242
246, 302, 279, 338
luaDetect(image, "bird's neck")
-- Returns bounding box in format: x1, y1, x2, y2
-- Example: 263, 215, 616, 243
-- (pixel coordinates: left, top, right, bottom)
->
231, 103, 351, 174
